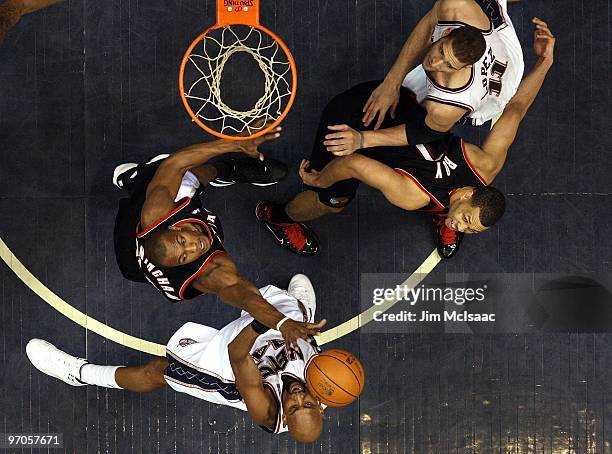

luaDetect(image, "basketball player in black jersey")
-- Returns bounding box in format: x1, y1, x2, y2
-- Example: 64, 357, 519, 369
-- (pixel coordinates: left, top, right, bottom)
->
258, 19, 555, 259
113, 131, 322, 347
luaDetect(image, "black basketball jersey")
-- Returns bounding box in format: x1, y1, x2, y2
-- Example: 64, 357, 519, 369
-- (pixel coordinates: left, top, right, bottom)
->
379, 135, 487, 212
135, 196, 225, 302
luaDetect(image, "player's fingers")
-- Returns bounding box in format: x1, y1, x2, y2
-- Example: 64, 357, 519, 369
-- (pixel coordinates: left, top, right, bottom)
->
307, 319, 327, 330
326, 145, 347, 153
532, 17, 547, 27
324, 131, 349, 140
390, 102, 398, 119
374, 112, 385, 130
327, 124, 349, 131
363, 96, 374, 114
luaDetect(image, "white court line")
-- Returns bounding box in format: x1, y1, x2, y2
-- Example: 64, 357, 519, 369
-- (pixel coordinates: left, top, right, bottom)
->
0, 236, 439, 349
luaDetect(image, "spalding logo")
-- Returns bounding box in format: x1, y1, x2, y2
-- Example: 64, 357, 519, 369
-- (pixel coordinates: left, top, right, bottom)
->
317, 380, 335, 396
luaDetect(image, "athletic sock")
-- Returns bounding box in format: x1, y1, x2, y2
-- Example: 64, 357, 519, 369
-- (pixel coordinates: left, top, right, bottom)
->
269, 203, 294, 223
210, 161, 233, 181
79, 364, 124, 389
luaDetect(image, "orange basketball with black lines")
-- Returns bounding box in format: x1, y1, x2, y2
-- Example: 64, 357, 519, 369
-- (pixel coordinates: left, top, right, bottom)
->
305, 349, 365, 407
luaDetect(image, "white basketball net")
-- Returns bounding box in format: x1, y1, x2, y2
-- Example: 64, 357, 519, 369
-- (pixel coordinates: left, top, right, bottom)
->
183, 25, 294, 137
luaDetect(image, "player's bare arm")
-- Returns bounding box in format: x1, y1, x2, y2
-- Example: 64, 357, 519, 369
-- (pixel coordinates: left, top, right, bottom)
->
193, 254, 327, 348
362, 1, 442, 129
467, 18, 555, 183
299, 157, 430, 211
140, 128, 281, 229
324, 98, 466, 155
362, 0, 488, 130
228, 324, 278, 429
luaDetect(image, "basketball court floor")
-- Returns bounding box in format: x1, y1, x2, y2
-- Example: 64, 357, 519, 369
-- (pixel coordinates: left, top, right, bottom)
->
1, 0, 611, 452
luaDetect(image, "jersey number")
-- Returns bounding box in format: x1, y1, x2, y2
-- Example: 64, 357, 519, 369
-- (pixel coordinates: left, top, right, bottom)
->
481, 48, 508, 98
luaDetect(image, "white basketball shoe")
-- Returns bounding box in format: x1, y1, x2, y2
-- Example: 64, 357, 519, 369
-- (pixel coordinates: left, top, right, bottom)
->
112, 153, 170, 189
288, 274, 316, 323
26, 339, 88, 387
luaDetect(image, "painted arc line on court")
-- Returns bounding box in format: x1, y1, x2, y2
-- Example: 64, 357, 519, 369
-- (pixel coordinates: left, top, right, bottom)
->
0, 237, 166, 357
0, 236, 439, 349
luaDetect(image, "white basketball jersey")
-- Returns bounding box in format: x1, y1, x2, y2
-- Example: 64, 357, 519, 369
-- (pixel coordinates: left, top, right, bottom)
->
165, 285, 319, 435
402, 0, 524, 125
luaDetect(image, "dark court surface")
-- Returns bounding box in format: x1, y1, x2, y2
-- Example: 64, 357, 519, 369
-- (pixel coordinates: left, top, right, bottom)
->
1, 0, 611, 453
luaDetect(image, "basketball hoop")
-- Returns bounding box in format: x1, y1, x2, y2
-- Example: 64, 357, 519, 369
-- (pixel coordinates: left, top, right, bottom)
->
179, 1, 298, 140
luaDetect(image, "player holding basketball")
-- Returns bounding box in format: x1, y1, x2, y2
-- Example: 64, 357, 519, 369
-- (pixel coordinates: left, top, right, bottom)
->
0, 0, 64, 46
26, 275, 329, 444
113, 131, 320, 346
258, 18, 554, 259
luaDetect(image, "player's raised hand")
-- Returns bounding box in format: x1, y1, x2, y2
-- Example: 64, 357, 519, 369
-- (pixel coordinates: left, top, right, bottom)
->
362, 81, 400, 130
236, 126, 282, 161
279, 319, 327, 350
532, 17, 555, 61
298, 159, 323, 187
324, 124, 362, 156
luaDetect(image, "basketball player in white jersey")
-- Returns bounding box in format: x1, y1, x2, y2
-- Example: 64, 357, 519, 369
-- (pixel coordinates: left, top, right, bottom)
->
26, 275, 330, 444
0, 0, 64, 46
356, 0, 524, 143
298, 20, 553, 249
259, 18, 553, 259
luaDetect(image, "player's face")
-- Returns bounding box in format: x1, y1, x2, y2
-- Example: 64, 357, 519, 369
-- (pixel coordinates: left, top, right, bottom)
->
160, 225, 211, 267
422, 38, 464, 73
446, 200, 487, 234
282, 380, 324, 420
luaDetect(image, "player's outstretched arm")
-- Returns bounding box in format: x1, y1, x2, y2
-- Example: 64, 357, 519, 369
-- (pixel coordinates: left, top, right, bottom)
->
194, 256, 326, 349
140, 128, 281, 228
477, 18, 555, 181
228, 325, 277, 428
362, 1, 443, 129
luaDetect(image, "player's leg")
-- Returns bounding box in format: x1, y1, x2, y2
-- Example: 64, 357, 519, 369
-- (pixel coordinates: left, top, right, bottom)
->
255, 85, 382, 254
25, 339, 168, 393
303, 153, 428, 212
114, 358, 169, 392
0, 0, 64, 45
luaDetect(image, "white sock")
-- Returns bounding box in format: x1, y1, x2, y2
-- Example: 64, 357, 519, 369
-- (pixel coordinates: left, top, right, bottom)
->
79, 364, 124, 389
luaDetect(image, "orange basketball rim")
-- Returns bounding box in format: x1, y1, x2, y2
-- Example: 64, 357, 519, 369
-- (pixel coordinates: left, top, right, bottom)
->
179, 0, 298, 140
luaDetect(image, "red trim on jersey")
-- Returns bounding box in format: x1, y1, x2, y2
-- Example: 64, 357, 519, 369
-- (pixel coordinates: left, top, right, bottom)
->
178, 250, 226, 300
460, 139, 488, 186
136, 197, 191, 238
393, 168, 445, 211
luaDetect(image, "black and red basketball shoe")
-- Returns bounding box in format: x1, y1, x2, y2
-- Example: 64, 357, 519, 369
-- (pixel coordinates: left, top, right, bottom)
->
433, 215, 464, 259
255, 202, 319, 256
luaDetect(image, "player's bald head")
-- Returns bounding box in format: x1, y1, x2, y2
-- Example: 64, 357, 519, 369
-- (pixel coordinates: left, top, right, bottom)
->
286, 408, 324, 443
281, 378, 325, 443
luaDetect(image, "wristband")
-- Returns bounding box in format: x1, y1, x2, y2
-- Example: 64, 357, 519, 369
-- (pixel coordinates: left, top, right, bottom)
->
358, 131, 365, 149
276, 316, 290, 331
250, 320, 270, 335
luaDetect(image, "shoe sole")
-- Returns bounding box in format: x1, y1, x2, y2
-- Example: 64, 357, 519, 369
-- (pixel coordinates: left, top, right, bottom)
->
112, 163, 138, 188
209, 181, 279, 187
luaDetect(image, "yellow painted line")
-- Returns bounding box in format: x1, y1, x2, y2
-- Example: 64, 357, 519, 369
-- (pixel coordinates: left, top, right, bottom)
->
0, 237, 166, 356
317, 249, 441, 345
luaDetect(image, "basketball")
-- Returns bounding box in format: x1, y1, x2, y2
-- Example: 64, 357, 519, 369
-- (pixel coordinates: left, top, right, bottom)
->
305, 349, 365, 407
